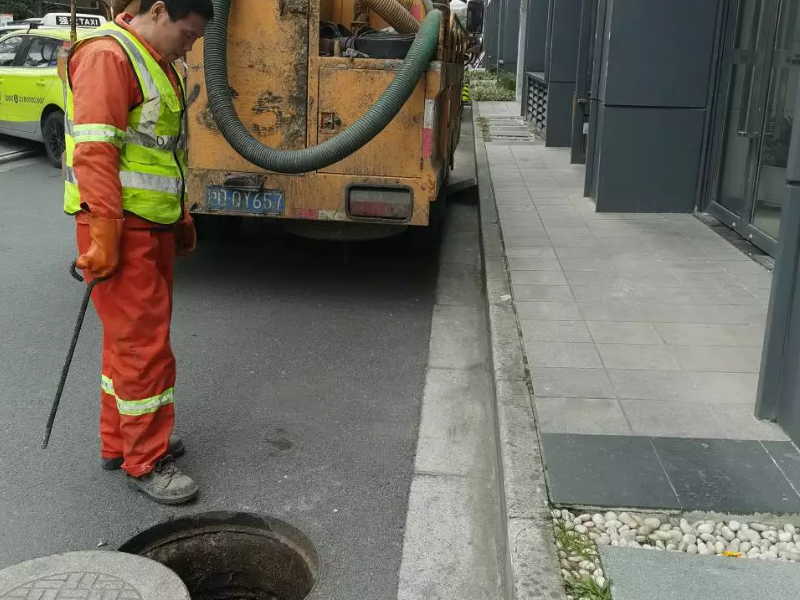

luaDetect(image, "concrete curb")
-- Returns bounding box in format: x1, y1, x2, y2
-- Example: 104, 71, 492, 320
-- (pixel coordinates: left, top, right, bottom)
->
0, 149, 38, 166
473, 108, 567, 600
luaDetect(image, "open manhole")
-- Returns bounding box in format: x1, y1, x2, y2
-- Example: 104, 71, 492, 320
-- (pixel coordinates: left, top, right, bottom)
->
119, 512, 319, 600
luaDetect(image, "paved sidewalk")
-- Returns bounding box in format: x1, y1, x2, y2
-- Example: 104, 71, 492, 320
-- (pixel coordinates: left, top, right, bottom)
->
476, 101, 800, 515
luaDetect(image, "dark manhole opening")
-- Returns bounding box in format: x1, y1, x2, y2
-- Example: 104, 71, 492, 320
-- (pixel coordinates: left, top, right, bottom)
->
119, 512, 319, 600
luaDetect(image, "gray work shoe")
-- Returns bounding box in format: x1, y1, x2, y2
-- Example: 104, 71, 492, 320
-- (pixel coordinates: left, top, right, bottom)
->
127, 455, 199, 505
102, 435, 185, 471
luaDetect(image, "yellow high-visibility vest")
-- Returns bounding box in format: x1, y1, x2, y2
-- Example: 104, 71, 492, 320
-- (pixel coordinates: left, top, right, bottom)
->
63, 22, 186, 225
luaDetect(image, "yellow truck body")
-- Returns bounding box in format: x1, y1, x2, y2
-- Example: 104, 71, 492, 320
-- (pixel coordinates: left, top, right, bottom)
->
185, 0, 466, 229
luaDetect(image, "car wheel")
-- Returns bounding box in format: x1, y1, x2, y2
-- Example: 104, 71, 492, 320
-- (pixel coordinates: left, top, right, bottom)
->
42, 110, 65, 169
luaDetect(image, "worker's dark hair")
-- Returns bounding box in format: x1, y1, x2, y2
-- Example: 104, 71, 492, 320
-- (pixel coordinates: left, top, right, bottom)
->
138, 0, 214, 21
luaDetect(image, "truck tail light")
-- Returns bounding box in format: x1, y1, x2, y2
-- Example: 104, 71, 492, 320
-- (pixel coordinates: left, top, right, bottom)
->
347, 187, 413, 220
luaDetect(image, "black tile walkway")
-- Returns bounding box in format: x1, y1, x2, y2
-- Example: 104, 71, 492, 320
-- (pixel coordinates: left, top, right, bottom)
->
541, 434, 680, 509
764, 441, 800, 490
653, 438, 800, 514
541, 433, 800, 513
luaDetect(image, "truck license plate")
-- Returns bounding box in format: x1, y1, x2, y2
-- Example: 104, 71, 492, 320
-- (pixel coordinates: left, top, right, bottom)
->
206, 185, 285, 215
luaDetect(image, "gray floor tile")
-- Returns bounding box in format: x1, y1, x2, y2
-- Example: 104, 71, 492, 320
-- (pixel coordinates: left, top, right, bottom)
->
535, 398, 632, 435
619, 399, 777, 439
577, 301, 649, 322
528, 342, 603, 369
503, 232, 552, 248
609, 370, 758, 403
588, 302, 760, 326
717, 405, 789, 441
600, 545, 800, 600
541, 434, 680, 509
763, 442, 800, 489
567, 270, 683, 287
559, 257, 620, 272
499, 215, 544, 229
548, 235, 602, 248
670, 345, 763, 373
532, 197, 571, 206
533, 368, 615, 398
520, 320, 593, 343
587, 322, 663, 345
507, 256, 563, 271
554, 246, 611, 259
509, 270, 568, 285
597, 344, 680, 371
512, 284, 573, 301
516, 300, 582, 321
654, 323, 765, 346
680, 304, 767, 326
652, 438, 800, 513
502, 236, 553, 248
505, 247, 557, 259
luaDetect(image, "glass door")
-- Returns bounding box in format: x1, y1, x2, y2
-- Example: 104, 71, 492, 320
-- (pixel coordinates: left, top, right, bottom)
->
709, 0, 799, 256
752, 1, 800, 239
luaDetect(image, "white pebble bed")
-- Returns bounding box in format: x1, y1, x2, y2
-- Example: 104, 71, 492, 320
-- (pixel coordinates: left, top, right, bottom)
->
553, 507, 800, 596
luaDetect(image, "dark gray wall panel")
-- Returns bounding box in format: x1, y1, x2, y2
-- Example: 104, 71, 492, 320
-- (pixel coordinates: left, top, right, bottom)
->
483, 0, 502, 69
603, 0, 720, 107
500, 0, 521, 71
545, 82, 576, 147
595, 106, 705, 211
524, 0, 549, 73
547, 0, 581, 83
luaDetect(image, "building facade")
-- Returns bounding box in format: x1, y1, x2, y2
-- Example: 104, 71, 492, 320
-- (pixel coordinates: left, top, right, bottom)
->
514, 0, 799, 260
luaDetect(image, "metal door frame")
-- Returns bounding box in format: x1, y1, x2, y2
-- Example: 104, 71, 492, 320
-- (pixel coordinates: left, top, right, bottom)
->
570, 0, 597, 164
705, 0, 783, 256
582, 0, 608, 197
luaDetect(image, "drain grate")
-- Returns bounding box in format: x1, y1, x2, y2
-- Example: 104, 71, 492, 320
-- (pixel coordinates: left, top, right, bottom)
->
119, 512, 319, 600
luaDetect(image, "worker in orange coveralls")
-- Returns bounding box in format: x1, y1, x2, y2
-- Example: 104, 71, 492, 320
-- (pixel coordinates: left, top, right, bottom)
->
64, 0, 212, 504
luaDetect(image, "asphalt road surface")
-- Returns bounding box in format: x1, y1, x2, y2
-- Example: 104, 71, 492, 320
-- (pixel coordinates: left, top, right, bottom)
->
0, 156, 447, 599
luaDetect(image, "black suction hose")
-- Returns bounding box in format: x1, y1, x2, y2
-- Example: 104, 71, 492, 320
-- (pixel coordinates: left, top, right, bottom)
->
204, 0, 442, 173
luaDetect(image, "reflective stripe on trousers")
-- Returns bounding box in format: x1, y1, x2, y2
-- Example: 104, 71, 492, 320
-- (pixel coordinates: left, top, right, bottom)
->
102, 375, 175, 416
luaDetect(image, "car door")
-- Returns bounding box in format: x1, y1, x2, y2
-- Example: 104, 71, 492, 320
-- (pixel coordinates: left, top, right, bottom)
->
11, 35, 62, 139
0, 34, 27, 136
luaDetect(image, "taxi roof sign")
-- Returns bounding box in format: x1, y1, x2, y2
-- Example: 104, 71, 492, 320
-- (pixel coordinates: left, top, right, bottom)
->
41, 13, 106, 28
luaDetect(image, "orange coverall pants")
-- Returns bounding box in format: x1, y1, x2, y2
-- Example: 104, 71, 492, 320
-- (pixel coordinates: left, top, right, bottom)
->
77, 222, 176, 477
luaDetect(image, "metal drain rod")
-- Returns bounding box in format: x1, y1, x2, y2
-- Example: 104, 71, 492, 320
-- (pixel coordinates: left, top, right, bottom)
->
42, 263, 103, 449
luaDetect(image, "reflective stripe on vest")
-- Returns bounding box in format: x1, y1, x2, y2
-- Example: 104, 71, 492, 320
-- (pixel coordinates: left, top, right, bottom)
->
63, 23, 185, 225
65, 166, 180, 195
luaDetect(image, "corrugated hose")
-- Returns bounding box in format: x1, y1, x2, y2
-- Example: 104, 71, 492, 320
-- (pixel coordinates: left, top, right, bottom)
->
204, 0, 441, 174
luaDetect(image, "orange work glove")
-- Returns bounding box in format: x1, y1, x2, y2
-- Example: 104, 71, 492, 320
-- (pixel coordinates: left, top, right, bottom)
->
76, 215, 124, 279
175, 209, 197, 257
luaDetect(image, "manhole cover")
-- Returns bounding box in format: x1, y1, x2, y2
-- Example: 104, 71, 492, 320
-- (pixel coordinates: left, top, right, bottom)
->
0, 551, 189, 600
119, 512, 319, 600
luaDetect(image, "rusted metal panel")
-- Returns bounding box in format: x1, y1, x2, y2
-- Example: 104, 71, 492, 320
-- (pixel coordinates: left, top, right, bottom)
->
186, 0, 310, 172
318, 63, 424, 177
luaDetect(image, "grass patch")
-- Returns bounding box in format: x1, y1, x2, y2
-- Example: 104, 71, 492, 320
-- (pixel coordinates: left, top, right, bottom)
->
465, 69, 516, 101
554, 520, 598, 561
553, 520, 613, 600
567, 576, 613, 600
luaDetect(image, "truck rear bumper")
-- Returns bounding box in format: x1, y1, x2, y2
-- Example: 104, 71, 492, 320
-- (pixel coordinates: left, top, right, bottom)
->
187, 168, 442, 227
